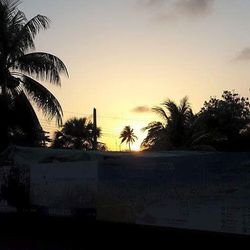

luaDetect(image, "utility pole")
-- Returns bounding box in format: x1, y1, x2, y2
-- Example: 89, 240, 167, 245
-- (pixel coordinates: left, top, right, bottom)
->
93, 108, 97, 150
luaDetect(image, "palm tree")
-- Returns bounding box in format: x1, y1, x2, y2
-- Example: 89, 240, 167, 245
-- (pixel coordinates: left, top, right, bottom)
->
142, 97, 194, 150
141, 122, 168, 150
52, 117, 104, 150
120, 126, 138, 151
0, 0, 68, 151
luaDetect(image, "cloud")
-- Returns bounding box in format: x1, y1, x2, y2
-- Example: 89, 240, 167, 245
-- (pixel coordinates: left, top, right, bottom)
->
141, 0, 165, 7
132, 106, 151, 113
175, 0, 214, 16
138, 0, 215, 20
234, 48, 250, 62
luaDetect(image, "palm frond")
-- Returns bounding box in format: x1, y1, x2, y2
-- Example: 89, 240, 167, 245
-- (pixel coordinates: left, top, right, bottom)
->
152, 106, 169, 123
23, 14, 50, 37
141, 122, 166, 150
12, 90, 42, 130
120, 126, 137, 145
0, 0, 21, 20
179, 96, 190, 114
120, 137, 126, 144
8, 10, 27, 32
52, 117, 102, 150
8, 14, 50, 58
9, 90, 47, 146
162, 99, 179, 118
12, 52, 69, 85
20, 75, 63, 126
142, 121, 164, 132
0, 1, 22, 43
63, 117, 87, 137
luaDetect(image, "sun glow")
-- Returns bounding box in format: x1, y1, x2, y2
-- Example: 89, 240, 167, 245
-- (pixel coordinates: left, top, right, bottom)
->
131, 141, 142, 152
119, 122, 146, 152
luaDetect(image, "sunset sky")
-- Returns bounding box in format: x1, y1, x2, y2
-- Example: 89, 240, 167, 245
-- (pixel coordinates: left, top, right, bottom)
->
19, 0, 250, 150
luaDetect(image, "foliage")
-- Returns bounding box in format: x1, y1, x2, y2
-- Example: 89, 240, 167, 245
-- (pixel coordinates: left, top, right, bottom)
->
52, 117, 106, 151
196, 90, 250, 150
141, 122, 167, 150
200, 91, 250, 138
120, 126, 138, 151
0, 0, 68, 151
142, 91, 250, 152
141, 97, 194, 150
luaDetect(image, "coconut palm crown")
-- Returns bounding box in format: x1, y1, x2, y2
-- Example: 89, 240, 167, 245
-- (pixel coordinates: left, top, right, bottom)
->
52, 117, 102, 150
120, 126, 138, 151
141, 97, 194, 150
0, 0, 68, 149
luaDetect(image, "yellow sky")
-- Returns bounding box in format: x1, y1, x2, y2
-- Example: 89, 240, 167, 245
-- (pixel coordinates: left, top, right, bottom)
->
22, 0, 250, 150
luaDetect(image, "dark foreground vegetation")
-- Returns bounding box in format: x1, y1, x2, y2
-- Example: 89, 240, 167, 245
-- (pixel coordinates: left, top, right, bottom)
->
0, 0, 68, 152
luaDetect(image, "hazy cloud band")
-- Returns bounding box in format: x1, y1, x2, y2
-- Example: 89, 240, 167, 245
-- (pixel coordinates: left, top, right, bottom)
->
132, 106, 151, 113
138, 0, 215, 20
234, 48, 250, 62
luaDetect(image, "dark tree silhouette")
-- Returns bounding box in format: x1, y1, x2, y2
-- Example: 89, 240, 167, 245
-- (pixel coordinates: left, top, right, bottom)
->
196, 90, 250, 151
52, 117, 106, 150
120, 126, 138, 151
0, 0, 68, 151
141, 122, 168, 150
142, 91, 250, 152
142, 97, 194, 150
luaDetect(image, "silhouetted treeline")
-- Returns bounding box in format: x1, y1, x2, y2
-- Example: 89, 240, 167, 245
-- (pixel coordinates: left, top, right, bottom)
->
141, 91, 250, 152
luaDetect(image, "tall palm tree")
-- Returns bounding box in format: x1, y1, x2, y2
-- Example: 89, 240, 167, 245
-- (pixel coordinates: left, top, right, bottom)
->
0, 0, 68, 150
142, 97, 194, 150
52, 117, 103, 150
120, 126, 138, 151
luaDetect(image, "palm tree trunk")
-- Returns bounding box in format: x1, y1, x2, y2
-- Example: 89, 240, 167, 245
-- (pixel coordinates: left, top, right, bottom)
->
129, 141, 131, 151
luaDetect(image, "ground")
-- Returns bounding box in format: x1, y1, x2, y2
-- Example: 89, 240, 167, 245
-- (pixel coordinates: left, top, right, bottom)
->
0, 213, 249, 249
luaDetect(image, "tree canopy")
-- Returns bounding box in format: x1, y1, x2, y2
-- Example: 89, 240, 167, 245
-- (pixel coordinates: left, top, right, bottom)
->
120, 126, 138, 151
141, 97, 194, 150
0, 0, 68, 151
141, 91, 250, 152
52, 117, 106, 151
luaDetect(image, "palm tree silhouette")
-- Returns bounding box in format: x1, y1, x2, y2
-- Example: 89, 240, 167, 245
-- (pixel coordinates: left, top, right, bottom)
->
0, 0, 68, 150
120, 126, 138, 151
142, 97, 194, 150
52, 117, 103, 150
141, 121, 167, 150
